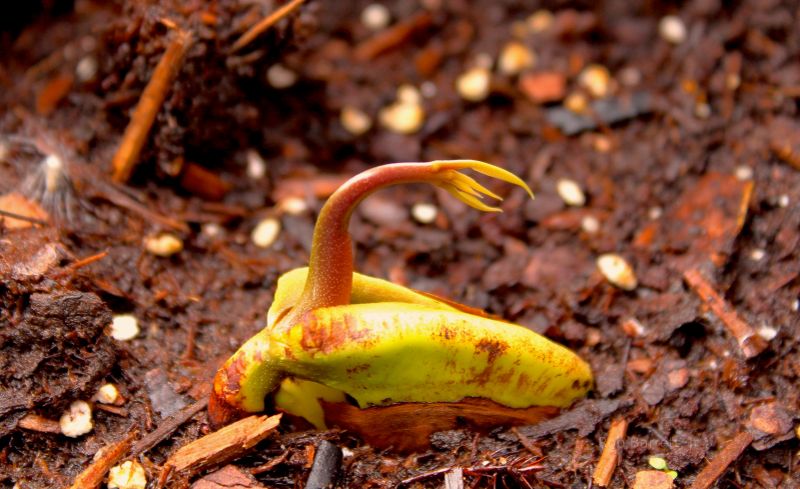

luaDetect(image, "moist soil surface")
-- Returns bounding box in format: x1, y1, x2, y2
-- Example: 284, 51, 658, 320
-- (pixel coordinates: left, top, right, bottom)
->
1, 1, 799, 488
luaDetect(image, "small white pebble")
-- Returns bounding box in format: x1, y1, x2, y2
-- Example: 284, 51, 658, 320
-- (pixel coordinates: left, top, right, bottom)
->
75, 56, 98, 82
107, 460, 147, 489
793, 299, 799, 311
60, 400, 93, 437
456, 67, 491, 102
279, 196, 309, 215
735, 165, 753, 181
420, 81, 437, 98
95, 383, 120, 405
597, 253, 638, 290
252, 217, 281, 248
267, 63, 297, 89
694, 102, 711, 119
527, 10, 554, 33
246, 149, 267, 180
564, 92, 588, 113
110, 314, 139, 341
648, 206, 663, 220
397, 84, 422, 105
556, 178, 586, 207
757, 325, 778, 341
144, 233, 183, 257
778, 194, 789, 208
411, 202, 438, 224
623, 317, 647, 337
341, 447, 355, 458
750, 248, 766, 261
578, 64, 611, 98
340, 106, 373, 136
361, 3, 391, 31
581, 215, 600, 233
379, 100, 424, 134
201, 223, 223, 239
498, 42, 535, 76
659, 15, 687, 44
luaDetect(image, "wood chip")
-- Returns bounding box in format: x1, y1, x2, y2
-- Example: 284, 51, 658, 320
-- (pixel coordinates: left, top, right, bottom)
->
444, 467, 464, 489
683, 269, 767, 358
0, 192, 49, 229
18, 413, 61, 433
165, 414, 281, 474
69, 431, 138, 489
111, 28, 193, 183
688, 431, 752, 489
592, 417, 628, 486
633, 470, 674, 489
634, 173, 753, 268
191, 465, 266, 489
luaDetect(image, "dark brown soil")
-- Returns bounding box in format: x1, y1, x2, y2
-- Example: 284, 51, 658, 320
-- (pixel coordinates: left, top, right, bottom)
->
1, 0, 799, 488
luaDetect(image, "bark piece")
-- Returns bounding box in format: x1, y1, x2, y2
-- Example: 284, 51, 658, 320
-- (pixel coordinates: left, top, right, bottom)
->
69, 431, 138, 489
166, 414, 281, 474
190, 465, 265, 489
633, 470, 674, 489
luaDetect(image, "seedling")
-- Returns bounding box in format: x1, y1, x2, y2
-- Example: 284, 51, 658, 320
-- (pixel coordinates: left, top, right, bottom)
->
208, 160, 593, 442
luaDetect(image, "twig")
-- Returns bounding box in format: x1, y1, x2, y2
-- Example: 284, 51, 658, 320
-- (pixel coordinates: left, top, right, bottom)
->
398, 467, 451, 487
0, 208, 48, 226
249, 450, 289, 475
688, 431, 753, 489
69, 430, 138, 489
94, 404, 129, 417
354, 11, 433, 61
592, 416, 628, 487
165, 413, 282, 473
683, 269, 767, 358
130, 398, 208, 457
231, 0, 305, 52
512, 427, 543, 457
111, 28, 193, 183
52, 251, 108, 278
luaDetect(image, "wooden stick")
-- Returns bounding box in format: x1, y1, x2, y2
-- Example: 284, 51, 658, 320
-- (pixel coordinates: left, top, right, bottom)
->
354, 11, 433, 61
688, 431, 753, 489
592, 416, 628, 487
231, 0, 305, 52
166, 413, 282, 473
111, 29, 193, 183
683, 269, 767, 358
130, 398, 208, 457
69, 431, 138, 489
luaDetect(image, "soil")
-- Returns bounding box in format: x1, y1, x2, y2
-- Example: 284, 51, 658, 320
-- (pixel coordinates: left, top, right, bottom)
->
1, 0, 799, 488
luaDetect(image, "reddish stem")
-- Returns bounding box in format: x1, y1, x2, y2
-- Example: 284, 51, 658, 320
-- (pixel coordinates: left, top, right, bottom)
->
293, 163, 436, 315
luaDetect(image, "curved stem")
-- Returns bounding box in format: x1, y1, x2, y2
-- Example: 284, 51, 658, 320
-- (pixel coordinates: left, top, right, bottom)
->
294, 163, 436, 315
